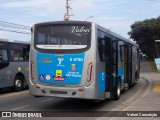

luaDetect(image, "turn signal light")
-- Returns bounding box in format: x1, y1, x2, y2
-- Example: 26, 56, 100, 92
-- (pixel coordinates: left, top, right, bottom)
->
30, 61, 35, 80
86, 62, 93, 83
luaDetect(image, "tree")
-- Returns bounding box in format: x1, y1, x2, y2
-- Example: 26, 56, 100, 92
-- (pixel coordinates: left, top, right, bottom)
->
128, 16, 160, 59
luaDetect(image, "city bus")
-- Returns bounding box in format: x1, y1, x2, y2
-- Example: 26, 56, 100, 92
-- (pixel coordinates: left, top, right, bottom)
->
29, 21, 140, 100
0, 39, 30, 91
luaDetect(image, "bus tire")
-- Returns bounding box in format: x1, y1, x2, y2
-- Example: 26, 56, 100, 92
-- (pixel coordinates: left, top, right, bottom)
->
113, 78, 121, 100
13, 76, 24, 91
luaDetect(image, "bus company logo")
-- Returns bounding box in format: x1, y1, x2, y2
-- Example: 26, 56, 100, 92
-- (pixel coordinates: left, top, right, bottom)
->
72, 26, 91, 33
71, 64, 76, 71
40, 57, 53, 63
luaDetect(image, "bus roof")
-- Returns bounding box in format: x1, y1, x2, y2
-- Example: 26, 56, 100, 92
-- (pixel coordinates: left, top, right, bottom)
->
34, 20, 91, 27
33, 20, 138, 47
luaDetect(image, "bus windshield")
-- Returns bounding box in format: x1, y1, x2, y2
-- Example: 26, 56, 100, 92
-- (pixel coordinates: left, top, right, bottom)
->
35, 24, 91, 51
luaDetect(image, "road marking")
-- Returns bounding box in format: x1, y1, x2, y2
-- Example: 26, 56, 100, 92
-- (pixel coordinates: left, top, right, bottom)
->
0, 90, 28, 99
121, 76, 152, 111
41, 98, 53, 103
109, 76, 151, 120
11, 105, 30, 111
96, 76, 152, 120
152, 82, 160, 92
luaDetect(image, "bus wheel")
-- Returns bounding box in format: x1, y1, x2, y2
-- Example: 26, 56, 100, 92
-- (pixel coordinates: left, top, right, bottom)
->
113, 78, 121, 100
13, 76, 24, 91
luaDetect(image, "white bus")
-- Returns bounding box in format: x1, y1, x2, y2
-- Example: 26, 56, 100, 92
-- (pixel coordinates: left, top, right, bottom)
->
0, 39, 30, 91
29, 21, 140, 100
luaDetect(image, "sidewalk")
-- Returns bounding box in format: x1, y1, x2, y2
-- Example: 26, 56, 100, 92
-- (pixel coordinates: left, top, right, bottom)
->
111, 61, 160, 119
123, 61, 160, 111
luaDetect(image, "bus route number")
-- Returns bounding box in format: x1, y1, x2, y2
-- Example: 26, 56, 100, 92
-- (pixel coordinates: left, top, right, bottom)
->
70, 58, 83, 62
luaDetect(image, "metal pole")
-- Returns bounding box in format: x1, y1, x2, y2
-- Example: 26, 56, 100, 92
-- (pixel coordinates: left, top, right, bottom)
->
64, 0, 74, 20
64, 0, 70, 20
66, 0, 69, 16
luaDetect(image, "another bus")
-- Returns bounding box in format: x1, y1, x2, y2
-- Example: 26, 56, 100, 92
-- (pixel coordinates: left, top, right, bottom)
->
0, 39, 30, 91
29, 21, 140, 100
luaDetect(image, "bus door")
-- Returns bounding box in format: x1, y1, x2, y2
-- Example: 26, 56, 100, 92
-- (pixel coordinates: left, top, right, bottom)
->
111, 40, 118, 95
0, 42, 9, 88
105, 37, 112, 93
124, 45, 130, 88
105, 37, 118, 96
128, 45, 133, 86
137, 48, 140, 80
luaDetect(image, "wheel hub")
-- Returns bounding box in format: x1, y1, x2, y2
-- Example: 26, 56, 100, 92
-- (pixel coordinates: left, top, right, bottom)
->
15, 79, 22, 88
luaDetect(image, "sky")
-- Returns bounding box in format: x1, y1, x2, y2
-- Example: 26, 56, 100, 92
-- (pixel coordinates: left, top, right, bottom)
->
0, 0, 160, 42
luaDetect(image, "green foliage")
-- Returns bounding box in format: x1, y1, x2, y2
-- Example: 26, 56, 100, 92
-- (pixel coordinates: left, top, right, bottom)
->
128, 16, 160, 59
149, 61, 160, 73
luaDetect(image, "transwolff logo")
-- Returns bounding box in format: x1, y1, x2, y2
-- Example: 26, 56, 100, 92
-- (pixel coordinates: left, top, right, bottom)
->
40, 57, 53, 63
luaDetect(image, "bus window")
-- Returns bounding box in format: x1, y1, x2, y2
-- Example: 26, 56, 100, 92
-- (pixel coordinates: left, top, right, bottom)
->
23, 45, 30, 61
0, 49, 8, 63
120, 45, 124, 62
35, 25, 91, 53
49, 36, 60, 45
63, 39, 72, 45
98, 30, 106, 62
10, 44, 23, 61
38, 33, 46, 44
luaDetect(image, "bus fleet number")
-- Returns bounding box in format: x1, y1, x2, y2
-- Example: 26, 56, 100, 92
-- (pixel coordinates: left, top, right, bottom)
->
70, 58, 83, 62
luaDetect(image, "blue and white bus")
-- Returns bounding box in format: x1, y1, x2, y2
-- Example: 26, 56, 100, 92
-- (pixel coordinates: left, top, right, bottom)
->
29, 21, 140, 100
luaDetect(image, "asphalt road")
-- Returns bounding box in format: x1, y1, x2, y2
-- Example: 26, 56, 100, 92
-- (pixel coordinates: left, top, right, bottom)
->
0, 61, 160, 120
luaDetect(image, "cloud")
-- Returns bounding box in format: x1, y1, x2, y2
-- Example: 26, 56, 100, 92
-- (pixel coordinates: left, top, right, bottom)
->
0, 31, 9, 39
148, 0, 160, 10
0, 30, 30, 41
42, 0, 94, 20
0, 0, 51, 8
93, 0, 124, 11
0, 0, 159, 41
0, 0, 131, 39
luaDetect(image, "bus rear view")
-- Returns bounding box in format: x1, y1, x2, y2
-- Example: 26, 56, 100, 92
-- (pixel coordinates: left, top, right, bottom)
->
29, 21, 98, 99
